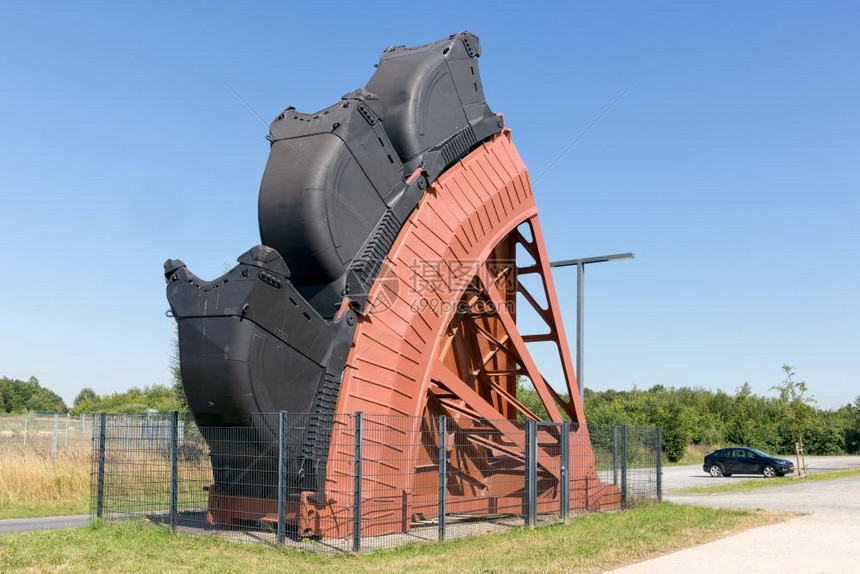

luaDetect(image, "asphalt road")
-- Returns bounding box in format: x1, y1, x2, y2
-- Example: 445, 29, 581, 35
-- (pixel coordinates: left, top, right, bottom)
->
0, 514, 90, 535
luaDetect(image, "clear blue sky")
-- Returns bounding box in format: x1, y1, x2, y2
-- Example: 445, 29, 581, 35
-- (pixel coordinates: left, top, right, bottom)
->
1, 2, 857, 410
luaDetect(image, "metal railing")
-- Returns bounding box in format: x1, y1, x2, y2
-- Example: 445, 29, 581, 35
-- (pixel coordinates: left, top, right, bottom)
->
1, 412, 183, 456
91, 412, 661, 552
0, 413, 92, 454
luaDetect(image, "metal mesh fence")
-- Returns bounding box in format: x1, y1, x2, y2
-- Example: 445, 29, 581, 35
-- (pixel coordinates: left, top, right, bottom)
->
0, 413, 93, 454
90, 412, 191, 522
588, 424, 662, 509
91, 412, 661, 552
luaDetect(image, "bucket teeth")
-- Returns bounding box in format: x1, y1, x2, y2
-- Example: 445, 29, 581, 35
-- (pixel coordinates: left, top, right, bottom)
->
166, 31, 506, 510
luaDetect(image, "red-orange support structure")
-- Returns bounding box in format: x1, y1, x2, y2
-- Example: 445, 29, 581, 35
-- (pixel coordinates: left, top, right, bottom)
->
167, 32, 620, 539
206, 133, 620, 536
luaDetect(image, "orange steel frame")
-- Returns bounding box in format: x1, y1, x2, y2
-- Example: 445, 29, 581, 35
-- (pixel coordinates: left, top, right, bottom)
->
208, 131, 619, 536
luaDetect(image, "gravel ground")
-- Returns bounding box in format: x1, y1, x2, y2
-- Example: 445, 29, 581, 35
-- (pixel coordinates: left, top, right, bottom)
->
609, 459, 860, 573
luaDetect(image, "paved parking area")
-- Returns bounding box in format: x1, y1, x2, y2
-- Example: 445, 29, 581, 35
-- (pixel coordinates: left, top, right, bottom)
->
662, 455, 860, 491
611, 458, 860, 573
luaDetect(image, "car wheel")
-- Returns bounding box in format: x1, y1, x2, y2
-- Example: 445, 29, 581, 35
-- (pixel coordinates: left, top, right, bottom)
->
709, 464, 723, 477
763, 465, 776, 478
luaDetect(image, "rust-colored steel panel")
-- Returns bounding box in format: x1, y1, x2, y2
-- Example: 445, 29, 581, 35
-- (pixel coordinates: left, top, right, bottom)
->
168, 32, 620, 538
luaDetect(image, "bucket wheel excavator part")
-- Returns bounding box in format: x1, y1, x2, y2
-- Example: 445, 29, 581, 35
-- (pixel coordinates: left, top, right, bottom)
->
165, 31, 619, 536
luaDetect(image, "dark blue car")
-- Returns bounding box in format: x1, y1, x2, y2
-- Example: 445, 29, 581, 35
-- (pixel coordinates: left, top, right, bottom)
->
703, 447, 795, 478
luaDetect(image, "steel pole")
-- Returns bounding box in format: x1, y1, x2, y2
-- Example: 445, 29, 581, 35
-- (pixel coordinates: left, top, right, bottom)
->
96, 413, 107, 518
438, 415, 447, 541
560, 422, 570, 521
656, 427, 663, 502
352, 412, 363, 552
525, 421, 537, 527
621, 425, 628, 511
612, 425, 618, 485
277, 411, 286, 546
169, 411, 178, 532
576, 261, 584, 404
550, 252, 634, 407
52, 414, 59, 457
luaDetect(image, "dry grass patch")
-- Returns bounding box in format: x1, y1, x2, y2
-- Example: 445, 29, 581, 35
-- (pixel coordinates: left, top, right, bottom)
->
0, 448, 91, 519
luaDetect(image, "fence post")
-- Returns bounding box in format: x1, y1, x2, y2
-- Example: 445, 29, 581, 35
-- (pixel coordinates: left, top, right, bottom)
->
22, 418, 27, 446
620, 425, 628, 511
524, 420, 537, 527
96, 413, 107, 518
277, 411, 287, 546
169, 411, 178, 532
560, 422, 570, 521
612, 425, 618, 485
655, 426, 663, 502
438, 415, 447, 541
51, 414, 59, 457
64, 414, 70, 447
352, 412, 363, 552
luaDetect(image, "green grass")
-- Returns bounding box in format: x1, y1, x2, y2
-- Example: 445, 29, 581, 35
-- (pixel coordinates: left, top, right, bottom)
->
0, 503, 789, 573
673, 467, 860, 494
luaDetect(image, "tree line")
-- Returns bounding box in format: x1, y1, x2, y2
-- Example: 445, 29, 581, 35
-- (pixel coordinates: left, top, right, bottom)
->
0, 376, 183, 416
0, 376, 67, 413
5, 365, 860, 462
70, 384, 184, 415
521, 365, 860, 461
